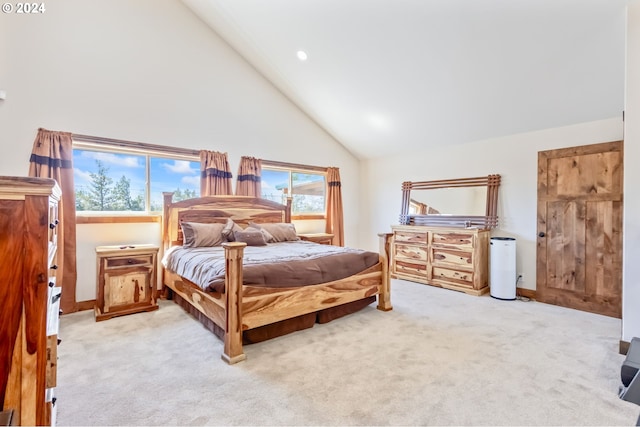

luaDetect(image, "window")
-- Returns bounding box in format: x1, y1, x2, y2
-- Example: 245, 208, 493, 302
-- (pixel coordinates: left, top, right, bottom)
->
261, 167, 326, 218
73, 147, 199, 213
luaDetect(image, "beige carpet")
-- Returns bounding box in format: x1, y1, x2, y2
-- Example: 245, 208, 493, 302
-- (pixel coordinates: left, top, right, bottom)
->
56, 280, 639, 426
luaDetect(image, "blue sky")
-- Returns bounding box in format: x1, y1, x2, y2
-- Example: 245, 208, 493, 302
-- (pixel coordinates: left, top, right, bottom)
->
73, 150, 200, 205
73, 150, 325, 210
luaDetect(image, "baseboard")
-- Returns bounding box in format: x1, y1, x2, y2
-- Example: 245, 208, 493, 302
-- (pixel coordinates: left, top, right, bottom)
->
76, 300, 96, 312
516, 287, 536, 300
620, 340, 631, 355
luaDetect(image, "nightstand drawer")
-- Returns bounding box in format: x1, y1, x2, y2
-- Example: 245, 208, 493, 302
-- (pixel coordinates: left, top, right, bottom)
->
95, 244, 159, 322
298, 233, 334, 245
105, 255, 153, 268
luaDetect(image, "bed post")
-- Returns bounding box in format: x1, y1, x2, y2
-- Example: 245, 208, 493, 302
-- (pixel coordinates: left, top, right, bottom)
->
221, 241, 247, 364
161, 192, 174, 299
377, 232, 393, 311
285, 197, 292, 223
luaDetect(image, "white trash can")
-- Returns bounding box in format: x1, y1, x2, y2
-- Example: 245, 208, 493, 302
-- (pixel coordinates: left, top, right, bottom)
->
490, 237, 516, 300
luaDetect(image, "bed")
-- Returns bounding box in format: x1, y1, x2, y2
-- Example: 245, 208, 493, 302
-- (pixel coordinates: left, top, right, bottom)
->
161, 193, 392, 364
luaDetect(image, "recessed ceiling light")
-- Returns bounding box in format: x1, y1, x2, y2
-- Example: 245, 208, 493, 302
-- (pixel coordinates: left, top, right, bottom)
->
366, 113, 391, 131
296, 50, 308, 61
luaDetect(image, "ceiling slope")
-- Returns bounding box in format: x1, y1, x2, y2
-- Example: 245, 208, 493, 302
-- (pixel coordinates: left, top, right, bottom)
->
182, 0, 627, 159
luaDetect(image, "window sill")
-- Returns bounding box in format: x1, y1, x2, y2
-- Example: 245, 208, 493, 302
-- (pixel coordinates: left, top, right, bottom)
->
291, 214, 326, 220
76, 215, 161, 224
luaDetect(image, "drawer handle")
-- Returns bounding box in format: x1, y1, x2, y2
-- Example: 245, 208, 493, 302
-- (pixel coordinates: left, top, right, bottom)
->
127, 259, 134, 264
50, 264, 58, 270
49, 281, 55, 287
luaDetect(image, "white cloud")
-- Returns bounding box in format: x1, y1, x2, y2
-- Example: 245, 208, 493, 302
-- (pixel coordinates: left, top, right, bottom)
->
261, 180, 282, 193
181, 175, 200, 187
162, 160, 197, 175
73, 168, 93, 184
82, 151, 141, 168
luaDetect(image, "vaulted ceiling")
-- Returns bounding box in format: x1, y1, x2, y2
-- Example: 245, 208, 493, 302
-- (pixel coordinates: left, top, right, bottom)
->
182, 0, 627, 159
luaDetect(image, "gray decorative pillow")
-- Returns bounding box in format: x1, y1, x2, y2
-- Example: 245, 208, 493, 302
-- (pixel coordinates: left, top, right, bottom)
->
181, 221, 226, 248
246, 222, 275, 243
233, 229, 267, 246
256, 222, 299, 243
221, 218, 243, 242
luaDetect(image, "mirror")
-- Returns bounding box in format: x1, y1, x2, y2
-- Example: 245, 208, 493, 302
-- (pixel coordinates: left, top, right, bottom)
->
409, 186, 487, 216
400, 175, 501, 229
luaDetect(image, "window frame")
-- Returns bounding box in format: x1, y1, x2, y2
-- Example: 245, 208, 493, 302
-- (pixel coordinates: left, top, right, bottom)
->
72, 138, 200, 222
71, 135, 331, 223
260, 161, 328, 220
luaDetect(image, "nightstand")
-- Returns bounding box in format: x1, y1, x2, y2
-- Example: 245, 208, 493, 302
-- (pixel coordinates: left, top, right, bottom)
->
95, 244, 159, 321
298, 233, 335, 245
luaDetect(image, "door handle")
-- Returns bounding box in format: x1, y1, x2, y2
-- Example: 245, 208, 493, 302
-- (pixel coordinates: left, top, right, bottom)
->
538, 232, 546, 237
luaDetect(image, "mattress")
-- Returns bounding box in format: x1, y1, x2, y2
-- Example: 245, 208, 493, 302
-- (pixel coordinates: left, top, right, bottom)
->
162, 240, 379, 293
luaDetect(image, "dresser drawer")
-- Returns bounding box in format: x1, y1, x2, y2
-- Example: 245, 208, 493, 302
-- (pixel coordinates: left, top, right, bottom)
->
47, 284, 61, 336
432, 231, 474, 248
105, 255, 153, 268
394, 230, 428, 244
393, 259, 428, 277
46, 387, 57, 427
48, 201, 59, 249
394, 243, 428, 262
431, 248, 473, 269
46, 335, 58, 389
432, 267, 473, 287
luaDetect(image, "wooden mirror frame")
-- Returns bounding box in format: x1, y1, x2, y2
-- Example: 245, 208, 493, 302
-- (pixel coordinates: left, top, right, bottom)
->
399, 174, 501, 229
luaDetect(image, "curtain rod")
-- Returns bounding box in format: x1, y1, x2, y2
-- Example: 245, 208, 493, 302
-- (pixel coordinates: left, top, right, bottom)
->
72, 133, 200, 157
262, 159, 328, 172
72, 133, 330, 172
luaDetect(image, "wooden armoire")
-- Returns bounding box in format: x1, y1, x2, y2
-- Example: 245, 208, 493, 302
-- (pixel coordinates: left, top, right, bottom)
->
0, 176, 61, 426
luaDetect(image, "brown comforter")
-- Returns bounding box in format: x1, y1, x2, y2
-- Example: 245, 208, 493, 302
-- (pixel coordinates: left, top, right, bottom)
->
162, 240, 379, 293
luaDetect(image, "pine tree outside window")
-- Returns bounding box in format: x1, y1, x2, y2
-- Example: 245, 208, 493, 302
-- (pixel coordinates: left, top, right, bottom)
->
73, 148, 199, 214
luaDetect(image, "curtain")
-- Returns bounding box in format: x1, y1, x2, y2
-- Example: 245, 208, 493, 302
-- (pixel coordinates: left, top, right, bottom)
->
28, 128, 78, 314
325, 167, 344, 246
235, 156, 262, 196
200, 150, 232, 196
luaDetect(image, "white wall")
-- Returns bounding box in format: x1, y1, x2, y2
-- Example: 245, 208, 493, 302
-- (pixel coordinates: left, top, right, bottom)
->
0, 0, 360, 302
75, 223, 161, 302
623, 3, 640, 342
361, 117, 623, 291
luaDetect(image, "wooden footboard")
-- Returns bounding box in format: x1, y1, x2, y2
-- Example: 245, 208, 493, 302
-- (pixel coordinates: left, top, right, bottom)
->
161, 193, 393, 364
163, 233, 393, 364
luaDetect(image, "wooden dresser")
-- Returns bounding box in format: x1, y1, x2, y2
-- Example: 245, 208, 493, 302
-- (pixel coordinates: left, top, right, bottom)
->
390, 225, 490, 295
0, 176, 61, 426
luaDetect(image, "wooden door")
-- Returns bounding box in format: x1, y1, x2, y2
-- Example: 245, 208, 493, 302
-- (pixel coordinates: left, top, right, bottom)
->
537, 141, 623, 318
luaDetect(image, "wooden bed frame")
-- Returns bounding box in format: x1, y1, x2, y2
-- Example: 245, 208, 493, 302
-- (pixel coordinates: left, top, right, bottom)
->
161, 193, 392, 364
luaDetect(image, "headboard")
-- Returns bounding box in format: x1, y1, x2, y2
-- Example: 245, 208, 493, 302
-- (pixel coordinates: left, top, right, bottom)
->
162, 193, 292, 249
